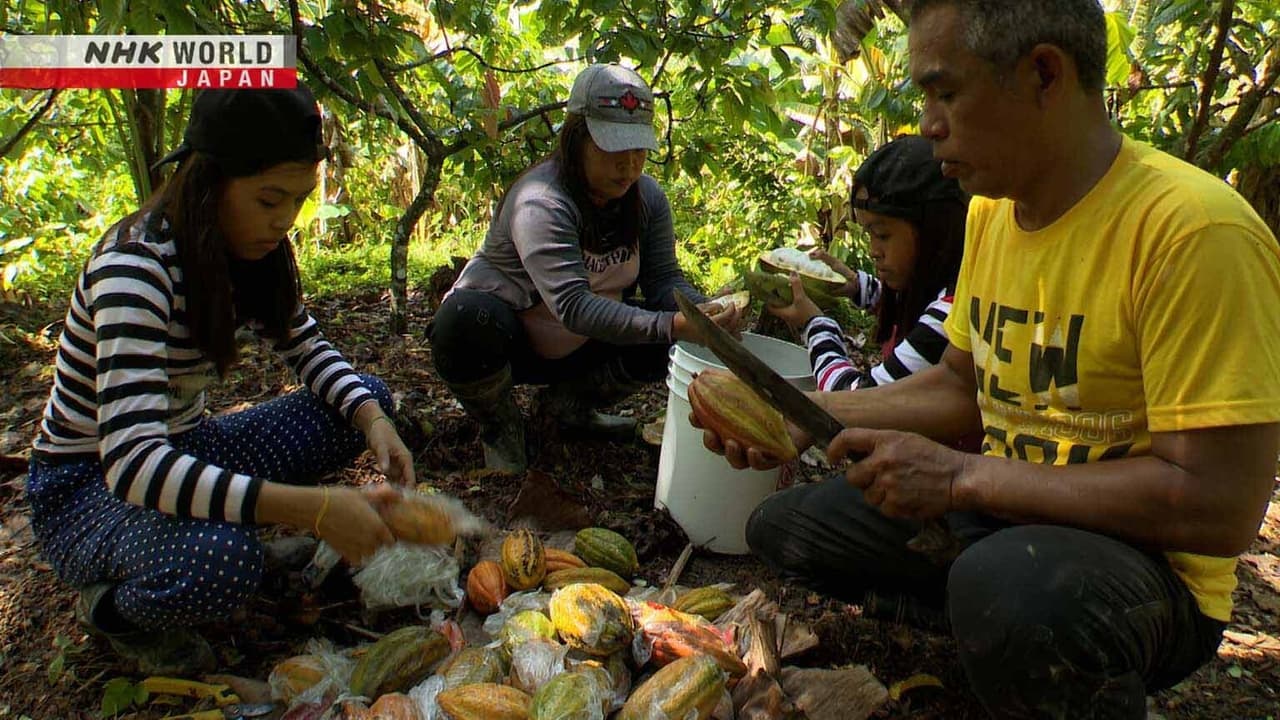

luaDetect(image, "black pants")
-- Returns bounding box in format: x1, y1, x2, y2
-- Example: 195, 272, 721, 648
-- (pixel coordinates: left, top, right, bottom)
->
428, 288, 670, 385
746, 476, 1227, 719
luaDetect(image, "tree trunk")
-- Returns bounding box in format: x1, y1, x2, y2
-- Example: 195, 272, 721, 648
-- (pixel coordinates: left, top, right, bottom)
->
1237, 163, 1280, 241
389, 154, 442, 334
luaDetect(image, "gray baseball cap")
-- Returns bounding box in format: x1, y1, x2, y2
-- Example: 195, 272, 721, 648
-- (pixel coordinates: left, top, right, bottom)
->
567, 64, 658, 153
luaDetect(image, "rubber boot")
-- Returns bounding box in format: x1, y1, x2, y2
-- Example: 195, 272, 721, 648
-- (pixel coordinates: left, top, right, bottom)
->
535, 358, 646, 442
76, 583, 216, 676
446, 366, 527, 474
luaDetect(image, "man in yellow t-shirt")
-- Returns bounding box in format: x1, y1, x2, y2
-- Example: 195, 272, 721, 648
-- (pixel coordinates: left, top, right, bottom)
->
701, 0, 1280, 717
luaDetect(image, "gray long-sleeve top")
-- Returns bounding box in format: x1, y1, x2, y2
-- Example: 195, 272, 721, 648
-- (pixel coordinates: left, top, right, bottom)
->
452, 160, 706, 345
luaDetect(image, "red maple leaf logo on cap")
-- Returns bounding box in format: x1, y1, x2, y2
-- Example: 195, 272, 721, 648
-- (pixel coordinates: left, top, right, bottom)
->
619, 90, 640, 112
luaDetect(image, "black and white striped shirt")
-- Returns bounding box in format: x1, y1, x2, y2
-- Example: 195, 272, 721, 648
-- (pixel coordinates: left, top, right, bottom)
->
31, 217, 374, 524
803, 270, 952, 391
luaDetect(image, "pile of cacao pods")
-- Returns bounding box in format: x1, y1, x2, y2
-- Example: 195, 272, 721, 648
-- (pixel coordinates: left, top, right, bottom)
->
270, 525, 752, 720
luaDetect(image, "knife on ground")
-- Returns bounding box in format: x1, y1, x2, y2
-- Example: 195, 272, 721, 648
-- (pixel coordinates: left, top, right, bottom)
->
674, 290, 959, 563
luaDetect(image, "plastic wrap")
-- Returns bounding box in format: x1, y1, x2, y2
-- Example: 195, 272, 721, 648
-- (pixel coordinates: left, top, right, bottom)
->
382, 488, 487, 545
352, 543, 463, 610
269, 638, 356, 709
509, 637, 569, 695
408, 675, 444, 720
481, 590, 553, 639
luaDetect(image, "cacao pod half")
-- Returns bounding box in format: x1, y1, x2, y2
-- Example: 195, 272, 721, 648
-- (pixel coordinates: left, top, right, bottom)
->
437, 682, 531, 720
349, 625, 450, 698
687, 369, 798, 462
573, 527, 639, 579
617, 655, 727, 720
549, 583, 634, 657
501, 529, 547, 590
466, 560, 508, 615
634, 601, 747, 678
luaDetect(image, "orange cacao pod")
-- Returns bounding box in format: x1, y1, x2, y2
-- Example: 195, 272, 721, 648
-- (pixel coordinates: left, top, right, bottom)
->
268, 654, 327, 703
382, 494, 457, 546
501, 529, 546, 591
437, 682, 531, 720
368, 692, 424, 720
466, 560, 508, 615
543, 548, 587, 573
687, 369, 797, 462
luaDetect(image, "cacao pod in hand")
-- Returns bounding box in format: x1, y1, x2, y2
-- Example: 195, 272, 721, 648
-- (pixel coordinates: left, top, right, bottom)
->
687, 369, 797, 461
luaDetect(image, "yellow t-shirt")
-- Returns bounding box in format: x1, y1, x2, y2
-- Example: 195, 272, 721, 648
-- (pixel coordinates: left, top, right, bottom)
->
944, 136, 1280, 621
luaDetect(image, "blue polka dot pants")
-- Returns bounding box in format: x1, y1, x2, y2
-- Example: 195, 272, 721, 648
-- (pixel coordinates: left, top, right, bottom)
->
26, 374, 394, 630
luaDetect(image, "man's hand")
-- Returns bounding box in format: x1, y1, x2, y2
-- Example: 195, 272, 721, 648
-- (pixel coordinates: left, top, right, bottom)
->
828, 428, 967, 519
690, 402, 813, 471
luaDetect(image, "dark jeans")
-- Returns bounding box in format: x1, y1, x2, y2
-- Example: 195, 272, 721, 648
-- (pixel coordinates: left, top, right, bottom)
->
746, 476, 1227, 720
428, 288, 670, 385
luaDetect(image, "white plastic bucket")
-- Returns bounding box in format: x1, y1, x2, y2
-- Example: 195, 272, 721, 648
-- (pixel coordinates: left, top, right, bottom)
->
654, 333, 815, 554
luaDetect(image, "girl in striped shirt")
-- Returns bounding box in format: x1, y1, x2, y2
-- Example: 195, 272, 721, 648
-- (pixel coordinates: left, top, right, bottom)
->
768, 136, 969, 391
25, 85, 413, 675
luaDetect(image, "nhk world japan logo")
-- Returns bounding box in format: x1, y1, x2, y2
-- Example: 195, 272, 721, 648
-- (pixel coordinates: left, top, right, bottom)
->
0, 35, 296, 89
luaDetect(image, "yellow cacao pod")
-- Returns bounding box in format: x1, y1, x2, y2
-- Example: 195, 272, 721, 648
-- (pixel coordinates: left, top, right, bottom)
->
617, 655, 727, 720
382, 494, 457, 546
437, 682, 531, 720
542, 566, 631, 596
501, 529, 547, 590
436, 646, 508, 688
548, 583, 634, 657
687, 369, 798, 462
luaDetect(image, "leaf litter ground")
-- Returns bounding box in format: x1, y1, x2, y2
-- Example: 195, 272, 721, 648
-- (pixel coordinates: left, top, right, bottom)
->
0, 292, 1276, 719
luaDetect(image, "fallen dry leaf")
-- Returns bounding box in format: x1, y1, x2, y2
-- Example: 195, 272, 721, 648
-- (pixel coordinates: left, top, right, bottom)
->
506, 470, 593, 530
780, 665, 888, 720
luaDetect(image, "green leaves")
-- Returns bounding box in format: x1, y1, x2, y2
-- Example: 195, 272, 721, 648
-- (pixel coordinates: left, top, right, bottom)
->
99, 677, 149, 717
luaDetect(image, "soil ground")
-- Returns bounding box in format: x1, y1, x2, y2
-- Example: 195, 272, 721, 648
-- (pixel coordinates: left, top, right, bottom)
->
1, 291, 1276, 719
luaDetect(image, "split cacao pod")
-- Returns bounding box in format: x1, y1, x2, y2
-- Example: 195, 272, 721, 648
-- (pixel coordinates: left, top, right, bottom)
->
436, 646, 508, 688
529, 670, 610, 720
617, 655, 727, 720
573, 527, 639, 579
466, 560, 508, 615
381, 493, 456, 546
634, 601, 746, 678
268, 654, 326, 703
544, 548, 588, 573
686, 369, 798, 462
437, 682, 531, 720
368, 693, 423, 720
671, 586, 736, 622
549, 583, 634, 656
501, 529, 547, 590
542, 567, 631, 596
349, 625, 450, 698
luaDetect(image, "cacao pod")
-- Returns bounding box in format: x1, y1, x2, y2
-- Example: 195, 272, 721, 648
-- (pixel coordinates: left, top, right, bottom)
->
368, 693, 423, 720
530, 670, 609, 720
573, 527, 639, 579
633, 602, 747, 678
436, 646, 508, 688
500, 610, 557, 651
549, 583, 634, 657
543, 548, 587, 573
349, 625, 451, 698
501, 529, 547, 590
381, 493, 456, 545
466, 560, 508, 614
671, 586, 736, 622
437, 682, 531, 720
542, 567, 631, 596
687, 369, 798, 462
268, 654, 325, 703
617, 655, 727, 720
757, 247, 846, 294
331, 699, 372, 720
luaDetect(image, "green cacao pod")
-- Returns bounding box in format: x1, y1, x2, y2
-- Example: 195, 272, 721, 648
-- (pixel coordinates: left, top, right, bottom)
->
671, 586, 736, 622
548, 583, 634, 657
529, 671, 610, 720
573, 528, 639, 579
500, 610, 557, 651
349, 625, 450, 698
617, 655, 727, 720
542, 566, 631, 596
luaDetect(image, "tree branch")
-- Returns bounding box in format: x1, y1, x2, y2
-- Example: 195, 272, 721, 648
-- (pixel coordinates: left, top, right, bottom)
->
441, 100, 567, 156
1206, 44, 1280, 168
372, 56, 443, 155
0, 89, 60, 159
1184, 0, 1236, 161
388, 46, 569, 74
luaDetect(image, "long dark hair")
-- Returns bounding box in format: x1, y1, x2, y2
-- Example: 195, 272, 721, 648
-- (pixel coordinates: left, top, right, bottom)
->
551, 113, 642, 254
872, 199, 968, 345
105, 153, 301, 375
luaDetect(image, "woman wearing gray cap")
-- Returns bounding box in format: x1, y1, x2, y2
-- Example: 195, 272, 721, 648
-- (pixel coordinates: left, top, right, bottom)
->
24, 84, 415, 675
430, 64, 740, 473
